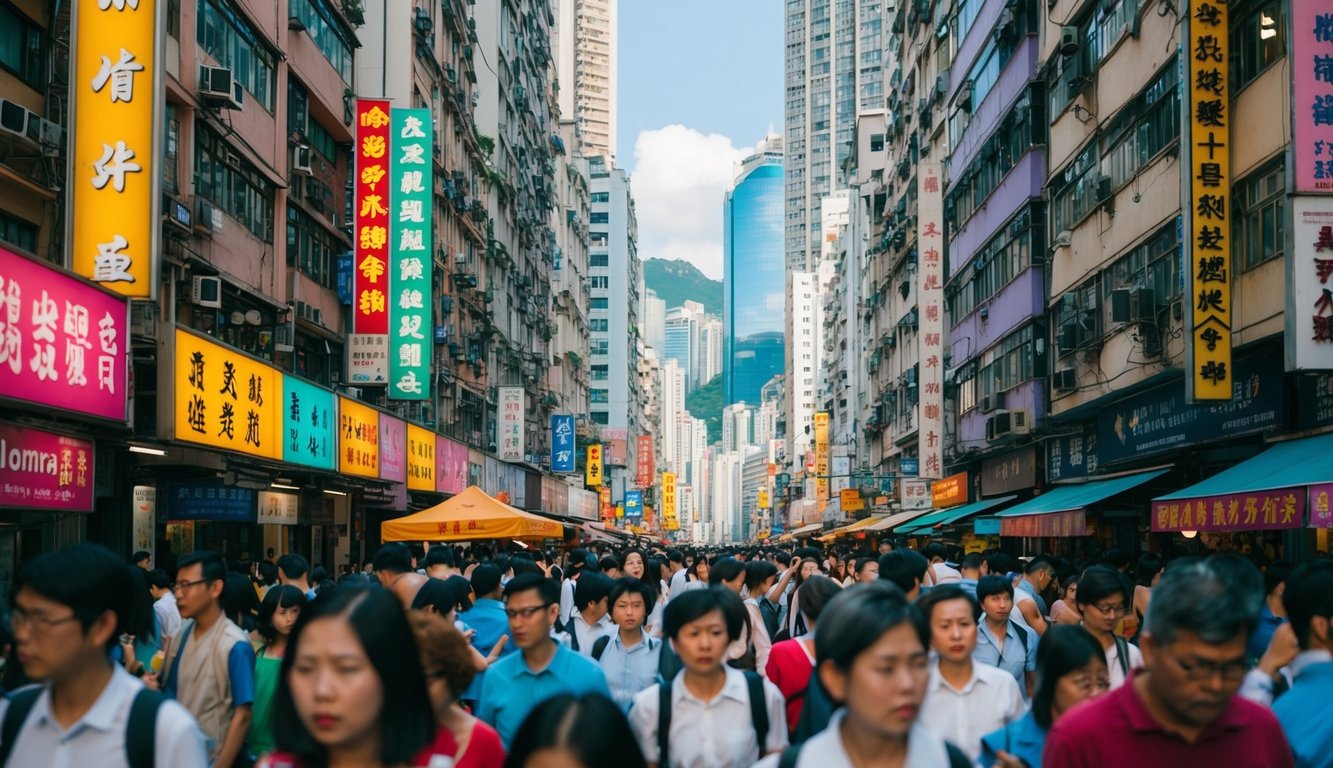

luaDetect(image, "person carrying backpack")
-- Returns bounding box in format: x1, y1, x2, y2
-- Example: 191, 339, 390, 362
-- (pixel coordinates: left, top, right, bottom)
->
597, 579, 661, 712
973, 575, 1038, 698
743, 561, 780, 673
628, 588, 788, 766
763, 575, 842, 738
0, 544, 206, 767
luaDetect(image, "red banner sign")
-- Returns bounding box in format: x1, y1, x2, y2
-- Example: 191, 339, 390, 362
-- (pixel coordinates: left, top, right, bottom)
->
353, 99, 391, 335
1000, 510, 1088, 538
599, 486, 613, 524
636, 434, 653, 487
1152, 490, 1306, 533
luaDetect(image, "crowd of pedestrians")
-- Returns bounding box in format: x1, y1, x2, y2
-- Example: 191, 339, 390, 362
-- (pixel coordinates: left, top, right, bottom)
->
0, 539, 1327, 767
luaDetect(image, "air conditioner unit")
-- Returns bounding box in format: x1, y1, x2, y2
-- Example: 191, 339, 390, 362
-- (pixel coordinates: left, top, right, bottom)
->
341, 386, 363, 400
162, 193, 193, 233
1095, 174, 1114, 204
199, 65, 244, 110
0, 99, 34, 145
32, 116, 61, 148
981, 391, 1007, 414
191, 276, 223, 308
1053, 229, 1073, 249
292, 145, 313, 175
1111, 287, 1157, 324
274, 320, 295, 352
935, 72, 949, 97
986, 409, 1031, 440
1052, 367, 1078, 392
1059, 26, 1080, 57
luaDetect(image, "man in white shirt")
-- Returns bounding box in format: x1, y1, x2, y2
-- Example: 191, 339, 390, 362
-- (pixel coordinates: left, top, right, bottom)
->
561, 572, 615, 656
924, 543, 962, 584
666, 550, 689, 602
147, 569, 182, 640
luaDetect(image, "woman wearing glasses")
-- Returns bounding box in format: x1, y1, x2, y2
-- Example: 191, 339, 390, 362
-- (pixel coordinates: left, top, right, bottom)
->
1073, 565, 1143, 689
980, 625, 1111, 768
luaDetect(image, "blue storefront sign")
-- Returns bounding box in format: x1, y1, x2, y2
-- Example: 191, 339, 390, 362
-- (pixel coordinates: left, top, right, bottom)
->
1097, 350, 1285, 466
283, 377, 337, 470
336, 251, 354, 305
900, 458, 919, 476
551, 415, 575, 474
169, 481, 256, 522
624, 490, 643, 522
1048, 422, 1099, 483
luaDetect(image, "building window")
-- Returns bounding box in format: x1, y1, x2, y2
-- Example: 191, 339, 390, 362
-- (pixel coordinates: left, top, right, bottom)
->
589, 192, 609, 203
945, 85, 1043, 230
164, 106, 180, 193
590, 389, 609, 404
946, 207, 1039, 321
591, 364, 608, 380
978, 323, 1046, 399
1232, 0, 1284, 92
590, 253, 608, 267
590, 297, 608, 309
0, 3, 45, 89
1101, 221, 1182, 316
591, 339, 609, 355
0, 209, 38, 254
286, 205, 340, 288
590, 212, 609, 224
288, 80, 339, 161
591, 411, 609, 425
196, 124, 275, 241
1100, 60, 1179, 189
197, 0, 276, 110
589, 318, 608, 332
1234, 159, 1285, 271
290, 0, 354, 83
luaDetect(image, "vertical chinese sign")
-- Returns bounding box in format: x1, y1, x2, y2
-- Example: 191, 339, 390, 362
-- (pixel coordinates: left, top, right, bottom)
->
499, 387, 525, 462
1289, 5, 1333, 370
1293, 3, 1333, 193
550, 415, 575, 473
70, 0, 160, 297
1292, 200, 1333, 368
407, 424, 436, 492
173, 329, 282, 459
814, 411, 830, 504
1184, 2, 1232, 401
282, 377, 336, 470
389, 108, 432, 399
352, 100, 391, 381
586, 444, 603, 487
918, 161, 945, 477
662, 472, 678, 531
636, 434, 653, 487
338, 396, 380, 478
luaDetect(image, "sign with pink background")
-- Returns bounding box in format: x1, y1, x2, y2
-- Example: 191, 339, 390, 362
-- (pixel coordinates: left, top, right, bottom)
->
437, 437, 468, 494
0, 422, 94, 511
1309, 483, 1333, 527
378, 413, 407, 483
1292, 4, 1333, 193
1152, 489, 1306, 532
0, 245, 128, 421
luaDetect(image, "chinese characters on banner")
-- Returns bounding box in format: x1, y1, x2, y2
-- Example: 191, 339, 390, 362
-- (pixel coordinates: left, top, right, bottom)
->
281, 377, 337, 470
1000, 510, 1088, 538
338, 396, 380, 478
0, 422, 94, 512
839, 488, 863, 513
437, 437, 468, 494
407, 424, 436, 491
1290, 199, 1333, 368
636, 434, 653, 487
347, 332, 388, 384
0, 245, 128, 421
499, 387, 525, 462
586, 444, 603, 487
1311, 483, 1333, 527
550, 415, 575, 473
599, 485, 613, 524
900, 478, 933, 511
931, 472, 968, 508
814, 412, 830, 503
917, 162, 945, 476
354, 100, 391, 336
389, 108, 432, 399
662, 472, 678, 530
70, 0, 159, 296
1292, 4, 1333, 192
1151, 490, 1304, 532
1185, 3, 1232, 401
624, 490, 643, 523
256, 491, 298, 526
759, 488, 770, 510
173, 328, 282, 459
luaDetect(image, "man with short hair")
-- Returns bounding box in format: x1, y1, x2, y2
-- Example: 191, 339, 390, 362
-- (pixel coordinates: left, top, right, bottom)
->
158, 550, 254, 768
562, 572, 615, 656
275, 553, 316, 600
879, 548, 929, 601
972, 574, 1038, 698
923, 542, 961, 584
958, 553, 983, 601
3, 544, 207, 766
1044, 562, 1293, 767
878, 539, 893, 556
423, 545, 460, 580
476, 574, 611, 747
147, 568, 182, 640
1271, 561, 1333, 766
1013, 555, 1056, 636
666, 549, 689, 601
132, 551, 153, 571
851, 557, 879, 584
373, 542, 427, 608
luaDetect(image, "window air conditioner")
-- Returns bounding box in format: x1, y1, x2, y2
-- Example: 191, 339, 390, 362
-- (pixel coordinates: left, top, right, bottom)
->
191, 276, 223, 308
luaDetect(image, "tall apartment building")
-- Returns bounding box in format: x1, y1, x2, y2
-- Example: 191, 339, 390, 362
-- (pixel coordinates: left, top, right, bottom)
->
556, 0, 616, 160
547, 118, 592, 422
642, 288, 666, 353
660, 358, 686, 469
785, 270, 822, 474
663, 300, 716, 392
586, 156, 641, 430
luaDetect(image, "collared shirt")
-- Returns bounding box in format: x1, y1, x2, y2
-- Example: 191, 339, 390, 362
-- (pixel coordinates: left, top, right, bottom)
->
1044, 670, 1294, 767
564, 612, 615, 656
1248, 605, 1287, 661
1272, 660, 1333, 768
975, 619, 1038, 696
1106, 637, 1144, 690
918, 661, 1027, 761
752, 710, 950, 768
931, 562, 962, 584
476, 642, 611, 748
153, 591, 182, 641
628, 666, 789, 768
458, 597, 514, 703
981, 711, 1047, 768
598, 633, 661, 712
668, 568, 689, 602
1240, 649, 1333, 706
958, 577, 979, 602
0, 666, 208, 768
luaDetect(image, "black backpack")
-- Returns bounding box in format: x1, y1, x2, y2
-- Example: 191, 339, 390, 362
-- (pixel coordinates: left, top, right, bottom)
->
590, 633, 657, 662
757, 597, 781, 640
790, 667, 837, 744
0, 684, 163, 768
657, 671, 769, 766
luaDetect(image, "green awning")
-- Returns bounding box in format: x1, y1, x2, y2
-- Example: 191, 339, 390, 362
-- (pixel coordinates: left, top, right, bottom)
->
899, 495, 1018, 534
1153, 433, 1333, 501
997, 469, 1169, 518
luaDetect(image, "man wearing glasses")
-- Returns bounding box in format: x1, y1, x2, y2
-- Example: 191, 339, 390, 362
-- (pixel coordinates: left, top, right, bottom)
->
154, 551, 255, 768
1074, 565, 1144, 689
475, 573, 610, 748
1044, 562, 1294, 767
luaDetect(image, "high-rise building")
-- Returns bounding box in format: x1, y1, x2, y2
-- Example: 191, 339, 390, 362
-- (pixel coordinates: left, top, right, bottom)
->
586, 156, 641, 433
660, 359, 686, 469
547, 118, 592, 423
724, 135, 786, 407
643, 289, 666, 353
722, 402, 753, 453
663, 300, 717, 392
785, 270, 821, 473
556, 0, 617, 160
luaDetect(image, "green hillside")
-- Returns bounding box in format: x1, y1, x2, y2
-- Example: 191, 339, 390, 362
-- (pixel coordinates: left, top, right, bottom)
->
686, 374, 723, 445
644, 258, 723, 316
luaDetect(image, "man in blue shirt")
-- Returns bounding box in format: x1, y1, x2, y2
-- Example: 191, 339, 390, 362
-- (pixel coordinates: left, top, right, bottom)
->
1271, 560, 1333, 767
458, 563, 512, 704
958, 553, 982, 601
598, 579, 661, 712
1249, 561, 1293, 661
972, 574, 1037, 698
477, 572, 611, 747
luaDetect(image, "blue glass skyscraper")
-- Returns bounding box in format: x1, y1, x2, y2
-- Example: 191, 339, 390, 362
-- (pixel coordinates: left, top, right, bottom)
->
724, 136, 785, 407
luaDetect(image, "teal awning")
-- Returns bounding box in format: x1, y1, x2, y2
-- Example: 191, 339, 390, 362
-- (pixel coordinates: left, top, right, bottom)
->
1153, 433, 1333, 501
899, 495, 1018, 533
997, 469, 1170, 518
974, 516, 1001, 535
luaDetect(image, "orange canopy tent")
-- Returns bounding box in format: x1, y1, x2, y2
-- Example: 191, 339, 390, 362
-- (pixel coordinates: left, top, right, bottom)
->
380, 485, 565, 542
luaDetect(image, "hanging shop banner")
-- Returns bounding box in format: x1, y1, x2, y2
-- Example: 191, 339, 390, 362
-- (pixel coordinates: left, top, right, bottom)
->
570, 486, 598, 521
603, 428, 628, 466
0, 423, 93, 512
599, 486, 613, 524
931, 472, 968, 508
132, 485, 155, 552
173, 328, 282, 459
1048, 422, 1098, 482
831, 456, 851, 496
586, 444, 604, 487
354, 99, 391, 336
840, 488, 863, 513
388, 108, 432, 399
759, 488, 771, 510
662, 472, 678, 530
1292, 2, 1333, 193
624, 490, 643, 523
347, 334, 388, 384
918, 161, 946, 477
407, 424, 436, 492
282, 377, 337, 470
1001, 510, 1088, 538
69, 0, 160, 297
0, 245, 129, 422
499, 387, 525, 462
379, 413, 407, 483
1310, 484, 1333, 528
814, 412, 829, 502
636, 434, 653, 487
1152, 490, 1305, 533
982, 446, 1037, 497
900, 478, 932, 511
900, 457, 919, 476
338, 396, 380, 478
551, 415, 575, 474
256, 491, 298, 526
167, 481, 255, 523
1289, 198, 1333, 368
437, 436, 468, 494
1183, 3, 1232, 402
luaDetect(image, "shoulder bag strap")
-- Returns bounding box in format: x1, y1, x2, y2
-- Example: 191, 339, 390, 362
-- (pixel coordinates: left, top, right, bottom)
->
0, 687, 42, 767
745, 670, 769, 754
1113, 635, 1130, 677
125, 687, 165, 768
777, 745, 802, 768
657, 681, 672, 768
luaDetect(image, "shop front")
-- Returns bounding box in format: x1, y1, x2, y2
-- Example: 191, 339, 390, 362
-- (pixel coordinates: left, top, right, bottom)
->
995, 469, 1171, 559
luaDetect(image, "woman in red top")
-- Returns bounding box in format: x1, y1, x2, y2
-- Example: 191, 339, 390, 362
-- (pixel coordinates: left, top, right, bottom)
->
763, 575, 843, 734
409, 611, 506, 768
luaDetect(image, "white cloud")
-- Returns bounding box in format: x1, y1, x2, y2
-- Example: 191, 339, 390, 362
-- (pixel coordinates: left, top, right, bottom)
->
629, 125, 750, 281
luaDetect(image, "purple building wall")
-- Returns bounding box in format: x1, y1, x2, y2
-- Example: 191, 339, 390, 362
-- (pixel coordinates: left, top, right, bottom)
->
949, 38, 1040, 178
947, 150, 1047, 274
950, 267, 1045, 357
959, 378, 1047, 446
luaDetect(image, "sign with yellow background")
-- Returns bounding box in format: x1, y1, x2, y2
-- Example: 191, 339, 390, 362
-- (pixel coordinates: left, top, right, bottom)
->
173, 328, 281, 459
662, 472, 678, 530
338, 397, 380, 478
407, 424, 436, 491
840, 488, 864, 512
814, 412, 830, 502
586, 444, 603, 487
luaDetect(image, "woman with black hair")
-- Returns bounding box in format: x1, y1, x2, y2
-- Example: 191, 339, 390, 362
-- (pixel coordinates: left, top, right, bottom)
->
116, 566, 162, 677
763, 575, 843, 735
979, 624, 1111, 768
249, 585, 306, 760
505, 692, 643, 768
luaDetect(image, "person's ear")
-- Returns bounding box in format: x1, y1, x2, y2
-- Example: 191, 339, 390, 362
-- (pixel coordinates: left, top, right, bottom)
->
88, 609, 118, 649
208, 578, 225, 602
817, 660, 848, 704
1312, 615, 1331, 647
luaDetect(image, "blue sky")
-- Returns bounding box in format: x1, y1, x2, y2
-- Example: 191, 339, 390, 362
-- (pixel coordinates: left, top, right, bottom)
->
617, 1, 783, 279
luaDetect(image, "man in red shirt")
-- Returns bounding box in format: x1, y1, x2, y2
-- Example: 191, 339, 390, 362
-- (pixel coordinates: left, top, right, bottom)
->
1043, 560, 1293, 767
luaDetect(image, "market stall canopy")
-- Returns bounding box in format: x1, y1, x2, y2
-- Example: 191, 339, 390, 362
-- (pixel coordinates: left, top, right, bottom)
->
817, 515, 884, 541
1151, 433, 1333, 533
996, 469, 1169, 537
865, 507, 938, 533
898, 495, 1018, 535
381, 485, 565, 542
